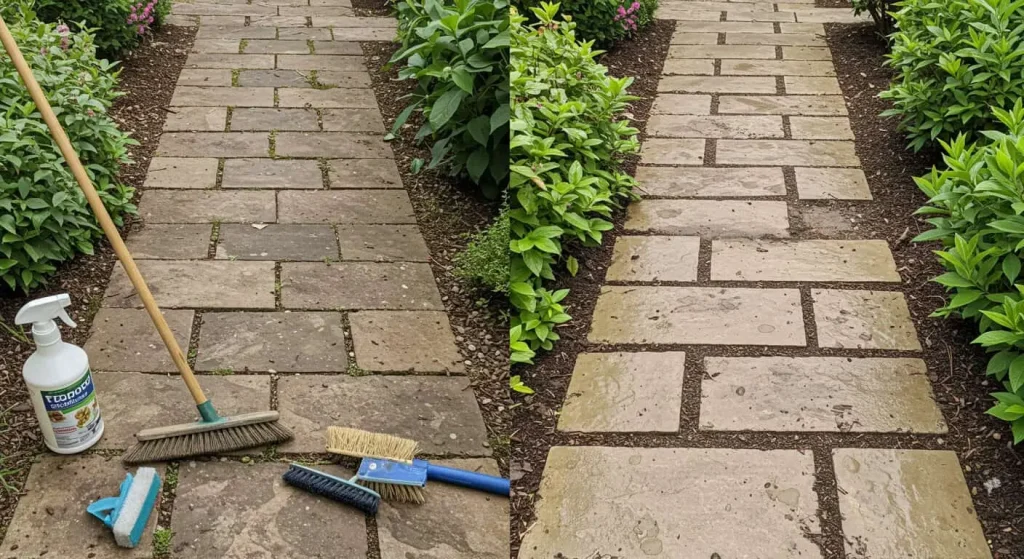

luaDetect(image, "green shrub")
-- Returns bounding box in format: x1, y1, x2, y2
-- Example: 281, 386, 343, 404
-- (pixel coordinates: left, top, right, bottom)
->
33, 0, 168, 58
851, 0, 896, 37
882, 0, 1024, 151
509, 2, 640, 364
0, 4, 136, 293
453, 208, 510, 293
389, 0, 510, 199
512, 0, 658, 47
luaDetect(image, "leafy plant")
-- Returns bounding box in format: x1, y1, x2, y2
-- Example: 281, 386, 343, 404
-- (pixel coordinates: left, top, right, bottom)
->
32, 0, 168, 58
453, 207, 511, 293
851, 0, 897, 37
512, 0, 658, 47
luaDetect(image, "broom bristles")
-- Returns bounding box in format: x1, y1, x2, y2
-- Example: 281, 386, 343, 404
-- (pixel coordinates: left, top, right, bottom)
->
123, 419, 292, 464
325, 426, 418, 463
357, 480, 426, 504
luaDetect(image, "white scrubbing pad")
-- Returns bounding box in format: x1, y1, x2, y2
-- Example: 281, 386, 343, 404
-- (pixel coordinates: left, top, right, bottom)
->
112, 467, 160, 548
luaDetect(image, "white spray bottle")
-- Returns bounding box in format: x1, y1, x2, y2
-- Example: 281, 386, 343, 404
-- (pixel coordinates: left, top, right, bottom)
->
15, 293, 103, 453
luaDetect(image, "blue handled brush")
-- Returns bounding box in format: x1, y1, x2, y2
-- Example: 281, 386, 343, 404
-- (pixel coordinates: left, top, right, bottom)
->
356, 457, 511, 504
87, 467, 161, 548
281, 463, 381, 515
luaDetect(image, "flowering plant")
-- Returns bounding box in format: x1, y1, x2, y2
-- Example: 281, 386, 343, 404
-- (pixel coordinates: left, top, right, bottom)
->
613, 1, 641, 31
128, 0, 158, 36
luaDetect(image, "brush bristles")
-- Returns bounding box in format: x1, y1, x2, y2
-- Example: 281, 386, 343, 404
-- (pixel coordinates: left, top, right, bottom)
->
358, 480, 426, 504
325, 427, 417, 462
123, 420, 292, 464
283, 465, 380, 515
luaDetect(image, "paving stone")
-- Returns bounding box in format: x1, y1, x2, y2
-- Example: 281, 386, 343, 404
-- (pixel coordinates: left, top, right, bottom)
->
85, 308, 194, 373
138, 190, 276, 223
606, 236, 700, 282
780, 22, 826, 33
558, 352, 686, 432
728, 10, 797, 22
314, 15, 398, 27
277, 54, 366, 71
311, 0, 354, 5
783, 46, 833, 60
625, 199, 790, 238
718, 94, 847, 115
156, 132, 269, 157
350, 310, 464, 373
93, 373, 270, 449
277, 375, 489, 454
671, 21, 776, 32
222, 158, 323, 189
377, 458, 508, 559
329, 27, 397, 41
669, 31, 720, 45
198, 15, 247, 26
216, 224, 337, 261
185, 53, 275, 69
195, 311, 347, 372
786, 75, 842, 94
320, 108, 385, 132
720, 59, 836, 76
275, 132, 391, 158
165, 14, 199, 25
104, 260, 276, 309
0, 455, 164, 559
833, 449, 990, 559
658, 75, 777, 93
243, 39, 312, 54
276, 27, 334, 40
191, 38, 242, 54
327, 158, 403, 188
796, 167, 871, 199
248, 15, 310, 26
668, 44, 777, 59
651, 93, 711, 114
336, 224, 430, 261
640, 138, 705, 165
813, 289, 921, 350
588, 286, 805, 345
144, 157, 219, 188
717, 139, 860, 166
171, 462, 367, 558
649, 114, 784, 138
659, 7, 733, 20
701, 357, 945, 432
171, 86, 275, 107
280, 262, 443, 310
278, 190, 414, 223
519, 447, 820, 559
126, 224, 213, 259
278, 87, 377, 108
311, 41, 363, 55
711, 240, 900, 281
312, 70, 373, 88
279, 5, 356, 16
790, 116, 855, 139
794, 8, 870, 22
196, 25, 278, 40
726, 32, 825, 45
174, 2, 276, 15
660, 58, 715, 75
635, 166, 786, 197
229, 107, 321, 131
178, 68, 233, 86
163, 106, 228, 131
236, 68, 312, 87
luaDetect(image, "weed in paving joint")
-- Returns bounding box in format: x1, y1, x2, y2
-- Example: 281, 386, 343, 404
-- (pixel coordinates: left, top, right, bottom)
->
153, 528, 173, 558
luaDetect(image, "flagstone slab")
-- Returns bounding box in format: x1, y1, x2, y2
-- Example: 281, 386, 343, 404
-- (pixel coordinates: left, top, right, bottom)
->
336, 224, 430, 261
668, 44, 777, 59
178, 68, 233, 86
794, 8, 870, 22
85, 308, 194, 373
313, 70, 373, 88
277, 87, 378, 108
672, 21, 776, 32
790, 116, 854, 139
104, 260, 276, 309
280, 262, 443, 310
279, 5, 356, 16
812, 289, 922, 350
310, 41, 363, 55
660, 59, 715, 75
625, 199, 790, 238
138, 190, 276, 223
163, 106, 228, 131
243, 39, 313, 54
670, 32, 720, 44
174, 2, 276, 15
658, 7, 744, 20
711, 239, 899, 281
171, 462, 368, 558
701, 357, 945, 432
780, 22, 825, 32
196, 311, 347, 372
834, 449, 990, 559
588, 286, 805, 345
636, 166, 786, 197
198, 15, 246, 26
196, 25, 278, 39
327, 158, 403, 188
783, 46, 833, 60
236, 69, 313, 87
726, 9, 796, 21
559, 352, 686, 432
144, 157, 219, 188
126, 224, 213, 259
719, 95, 847, 115
274, 132, 391, 158
349, 310, 464, 373
156, 132, 269, 158
651, 93, 712, 114
229, 107, 321, 131
640, 138, 706, 165
191, 39, 243, 54
277, 375, 490, 455
314, 15, 398, 27
795, 167, 872, 199
785, 76, 842, 94
606, 236, 700, 282
278, 190, 414, 223
649, 114, 784, 138
277, 54, 366, 72
215, 224, 338, 260
721, 59, 836, 76
329, 27, 397, 41
171, 86, 275, 107
726, 32, 824, 45
0, 455, 165, 559
658, 75, 777, 93
320, 108, 385, 132
248, 15, 310, 26
221, 158, 323, 189
519, 447, 821, 559
277, 27, 335, 40
185, 53, 275, 69
717, 140, 859, 166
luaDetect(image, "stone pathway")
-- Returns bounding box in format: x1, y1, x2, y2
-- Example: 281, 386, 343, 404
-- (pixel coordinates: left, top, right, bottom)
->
1, 3, 506, 558
519, 2, 994, 558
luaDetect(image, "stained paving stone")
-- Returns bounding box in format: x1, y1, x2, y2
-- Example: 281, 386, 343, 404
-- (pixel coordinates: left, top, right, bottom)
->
718, 95, 847, 115
190, 39, 242, 54
104, 260, 276, 309
277, 27, 334, 40
780, 22, 826, 32
277, 375, 490, 454
669, 32, 720, 44
236, 68, 311, 87
313, 15, 398, 28
649, 114, 783, 138
242, 39, 313, 54
277, 87, 378, 108
726, 32, 825, 45
163, 106, 228, 131
717, 139, 860, 166
336, 224, 430, 261
519, 447, 821, 559
651, 93, 711, 114
625, 199, 790, 238
126, 224, 212, 259
327, 158, 403, 188
144, 157, 219, 188
640, 138, 705, 165
93, 373, 270, 449
198, 15, 247, 26
84, 308, 194, 373
177, 68, 233, 86
349, 310, 464, 373
796, 167, 872, 199
274, 132, 391, 158
673, 21, 776, 32
834, 449, 990, 558
312, 70, 373, 88
606, 236, 700, 282
156, 132, 269, 158
185, 53, 275, 69
173, 2, 276, 15
229, 107, 320, 131
790, 116, 855, 139
0, 455, 165, 559
311, 41, 363, 55
221, 158, 323, 189
171, 86, 275, 107
329, 27, 397, 41
277, 54, 366, 71
783, 46, 833, 60
195, 24, 277, 39
377, 458, 508, 559
701, 357, 944, 433
785, 75, 842, 94
171, 461, 368, 558
280, 262, 442, 310
248, 14, 310, 27
659, 6, 742, 21
636, 166, 786, 197
794, 8, 870, 22
812, 289, 922, 350
320, 108, 386, 132
195, 311, 347, 372
279, 5, 356, 16
728, 10, 798, 22
668, 44, 777, 59
720, 59, 836, 76
215, 224, 337, 261
278, 190, 415, 223
660, 58, 715, 75
711, 239, 900, 281
138, 190, 276, 223
558, 352, 686, 432
658, 75, 777, 93
588, 286, 805, 345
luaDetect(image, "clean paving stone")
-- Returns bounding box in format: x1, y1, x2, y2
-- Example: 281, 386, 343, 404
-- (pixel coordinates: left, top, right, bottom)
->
726, 9, 797, 22
336, 224, 430, 261
671, 21, 776, 32
314, 15, 398, 27
280, 262, 443, 310
274, 132, 391, 158
606, 236, 700, 282
659, 7, 735, 21
195, 311, 347, 372
278, 5, 356, 16
190, 39, 243, 54
177, 68, 233, 86
726, 32, 824, 45
658, 75, 778, 93
651, 93, 711, 114
796, 167, 872, 199
138, 190, 276, 223
812, 289, 922, 350
377, 458, 508, 559
669, 32, 720, 44
718, 95, 847, 115
171, 462, 368, 558
558, 352, 686, 432
277, 375, 490, 454
221, 158, 323, 189
276, 27, 334, 40
711, 239, 900, 281
780, 22, 826, 33
519, 447, 821, 559
782, 46, 833, 60
104, 260, 276, 309
156, 132, 269, 158
311, 41, 363, 55
320, 108, 385, 132
144, 157, 219, 188
0, 455, 165, 559
236, 68, 313, 87
248, 15, 310, 27
329, 27, 397, 41
277, 190, 415, 223
789, 116, 855, 139
198, 15, 248, 26
163, 106, 228, 131
588, 286, 805, 345
636, 166, 786, 197
196, 25, 277, 40
349, 310, 465, 373
625, 199, 790, 238
640, 138, 705, 165
717, 139, 860, 166
215, 224, 338, 261
84, 308, 193, 373
660, 59, 715, 75
173, 2, 276, 15
648, 114, 783, 138
242, 39, 313, 54
785, 75, 842, 94
701, 357, 945, 433
312, 70, 373, 88
185, 53, 275, 69
125, 224, 212, 259
720, 59, 836, 76
793, 8, 870, 22
229, 107, 320, 131
327, 158, 403, 188
277, 54, 366, 72
668, 44, 777, 59
170, 86, 275, 107
277, 87, 378, 108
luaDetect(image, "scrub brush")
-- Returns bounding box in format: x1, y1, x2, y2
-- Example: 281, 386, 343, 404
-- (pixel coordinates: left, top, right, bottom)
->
87, 467, 162, 548
282, 463, 381, 515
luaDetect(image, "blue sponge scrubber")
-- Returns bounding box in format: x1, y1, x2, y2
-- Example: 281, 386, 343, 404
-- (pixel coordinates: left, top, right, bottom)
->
87, 467, 162, 548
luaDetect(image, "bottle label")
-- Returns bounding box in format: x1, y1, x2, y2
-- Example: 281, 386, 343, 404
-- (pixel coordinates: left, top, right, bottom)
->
40, 369, 102, 449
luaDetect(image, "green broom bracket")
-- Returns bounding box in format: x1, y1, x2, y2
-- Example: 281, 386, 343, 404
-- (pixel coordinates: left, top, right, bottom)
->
196, 401, 225, 424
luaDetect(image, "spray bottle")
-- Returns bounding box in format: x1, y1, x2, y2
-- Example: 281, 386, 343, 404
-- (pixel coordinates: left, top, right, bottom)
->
15, 293, 103, 453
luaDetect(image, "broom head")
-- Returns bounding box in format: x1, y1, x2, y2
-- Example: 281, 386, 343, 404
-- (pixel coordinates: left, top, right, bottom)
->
325, 426, 417, 463
122, 411, 292, 464
356, 457, 427, 504
282, 463, 381, 515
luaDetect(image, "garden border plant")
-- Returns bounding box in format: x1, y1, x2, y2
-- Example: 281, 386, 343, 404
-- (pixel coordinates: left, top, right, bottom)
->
511, 0, 659, 47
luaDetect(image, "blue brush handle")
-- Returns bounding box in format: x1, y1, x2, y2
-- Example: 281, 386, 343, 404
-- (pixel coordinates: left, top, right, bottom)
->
415, 459, 509, 496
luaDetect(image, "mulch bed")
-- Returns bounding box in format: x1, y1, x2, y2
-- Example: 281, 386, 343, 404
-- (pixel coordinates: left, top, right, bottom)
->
0, 23, 195, 543
350, 0, 392, 17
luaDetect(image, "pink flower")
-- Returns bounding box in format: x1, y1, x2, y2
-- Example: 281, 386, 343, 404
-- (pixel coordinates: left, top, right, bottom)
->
86, 109, 95, 117
60, 37, 69, 50
40, 47, 47, 55
56, 23, 70, 35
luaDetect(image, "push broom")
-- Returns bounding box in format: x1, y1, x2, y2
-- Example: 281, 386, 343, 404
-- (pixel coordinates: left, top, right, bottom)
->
0, 15, 292, 463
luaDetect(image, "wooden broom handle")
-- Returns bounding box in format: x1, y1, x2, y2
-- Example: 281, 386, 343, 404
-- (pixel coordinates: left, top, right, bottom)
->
0, 15, 209, 406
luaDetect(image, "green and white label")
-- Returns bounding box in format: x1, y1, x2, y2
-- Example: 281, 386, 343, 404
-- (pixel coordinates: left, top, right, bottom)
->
40, 369, 102, 449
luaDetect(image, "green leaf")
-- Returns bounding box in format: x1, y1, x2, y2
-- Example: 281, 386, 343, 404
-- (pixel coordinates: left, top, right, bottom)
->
451, 67, 474, 93
988, 350, 1017, 375
932, 272, 974, 288
1005, 254, 1022, 283
429, 89, 466, 130
1009, 355, 1024, 391
566, 255, 579, 277
974, 330, 1024, 347
466, 149, 489, 183
467, 116, 491, 146
509, 375, 534, 394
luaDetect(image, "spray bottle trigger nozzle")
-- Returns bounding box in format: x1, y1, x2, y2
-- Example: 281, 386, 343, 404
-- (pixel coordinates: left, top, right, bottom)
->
56, 308, 76, 328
